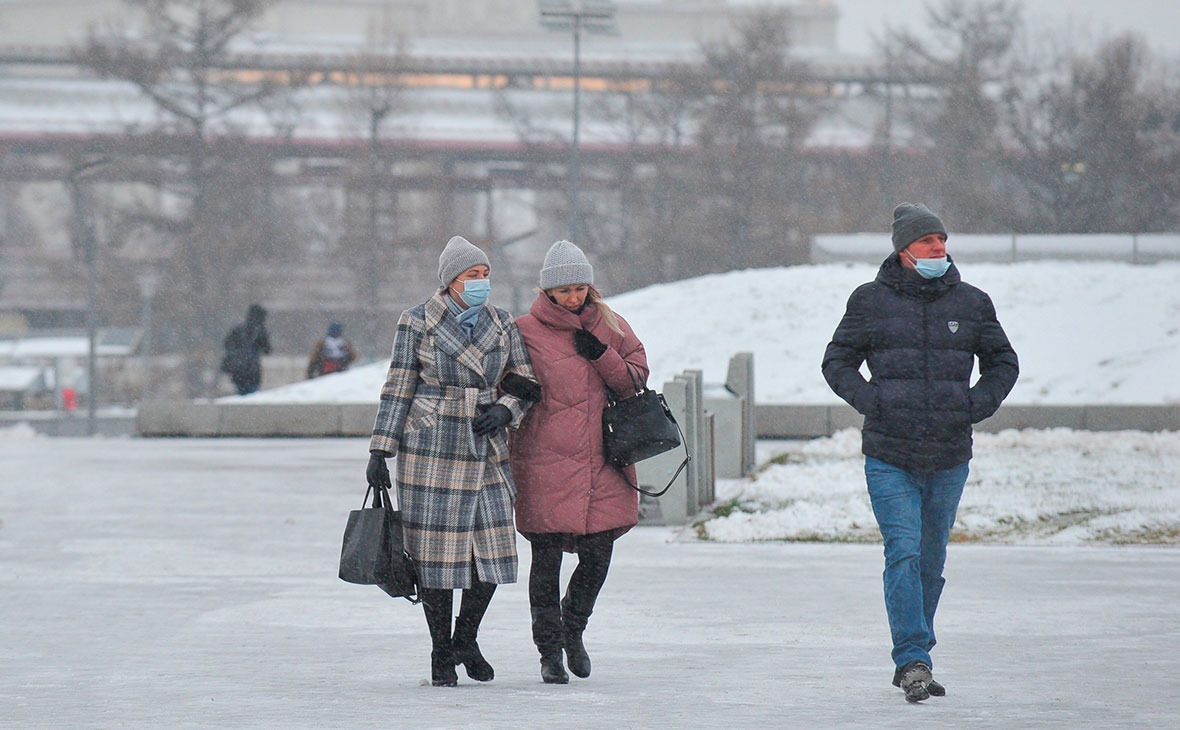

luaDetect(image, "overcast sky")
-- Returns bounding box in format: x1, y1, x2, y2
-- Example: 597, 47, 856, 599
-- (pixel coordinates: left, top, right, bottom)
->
832, 0, 1180, 57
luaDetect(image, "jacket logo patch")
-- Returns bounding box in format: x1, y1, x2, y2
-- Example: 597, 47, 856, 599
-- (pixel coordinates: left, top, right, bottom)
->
947, 320, 959, 334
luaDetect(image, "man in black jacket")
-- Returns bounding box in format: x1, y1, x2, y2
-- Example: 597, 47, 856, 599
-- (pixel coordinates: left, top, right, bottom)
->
822, 203, 1019, 703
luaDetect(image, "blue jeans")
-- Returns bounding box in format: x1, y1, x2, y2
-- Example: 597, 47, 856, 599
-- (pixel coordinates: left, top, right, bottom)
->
865, 456, 969, 670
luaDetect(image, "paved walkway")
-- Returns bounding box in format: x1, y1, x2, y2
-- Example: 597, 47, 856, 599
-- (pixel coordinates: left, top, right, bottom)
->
2, 438, 1178, 729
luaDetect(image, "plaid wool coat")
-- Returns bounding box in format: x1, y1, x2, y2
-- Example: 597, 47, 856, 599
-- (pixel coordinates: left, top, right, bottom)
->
370, 291, 537, 589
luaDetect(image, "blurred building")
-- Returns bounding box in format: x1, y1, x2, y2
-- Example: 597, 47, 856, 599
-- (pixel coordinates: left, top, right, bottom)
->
0, 1, 900, 372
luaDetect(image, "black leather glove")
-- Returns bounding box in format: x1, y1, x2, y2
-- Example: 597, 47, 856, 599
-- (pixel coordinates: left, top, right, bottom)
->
573, 328, 607, 360
472, 404, 512, 436
366, 451, 391, 489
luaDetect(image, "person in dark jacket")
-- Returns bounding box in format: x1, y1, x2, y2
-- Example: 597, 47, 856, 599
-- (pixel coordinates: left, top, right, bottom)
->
822, 203, 1019, 703
221, 304, 271, 395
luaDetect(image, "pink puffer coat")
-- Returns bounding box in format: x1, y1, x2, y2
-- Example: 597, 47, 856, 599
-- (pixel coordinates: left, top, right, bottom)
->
510, 290, 649, 539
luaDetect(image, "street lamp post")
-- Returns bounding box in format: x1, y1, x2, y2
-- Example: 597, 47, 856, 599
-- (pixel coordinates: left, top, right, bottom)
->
539, 1, 617, 243
67, 157, 111, 436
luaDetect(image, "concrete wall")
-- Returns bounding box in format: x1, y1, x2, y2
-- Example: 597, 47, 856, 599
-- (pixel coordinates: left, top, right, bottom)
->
137, 401, 1180, 438
137, 402, 379, 437
812, 233, 1180, 265
756, 403, 1180, 438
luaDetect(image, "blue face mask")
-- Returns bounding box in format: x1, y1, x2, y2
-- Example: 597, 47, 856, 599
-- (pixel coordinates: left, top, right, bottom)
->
908, 254, 950, 279
454, 278, 491, 307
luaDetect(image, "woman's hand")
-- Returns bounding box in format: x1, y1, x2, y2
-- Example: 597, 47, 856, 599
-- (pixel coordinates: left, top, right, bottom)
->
366, 451, 391, 488
472, 404, 512, 435
573, 329, 607, 360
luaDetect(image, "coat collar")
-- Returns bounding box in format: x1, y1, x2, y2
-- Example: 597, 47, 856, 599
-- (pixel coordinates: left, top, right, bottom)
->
529, 288, 603, 332
425, 290, 505, 379
877, 253, 960, 301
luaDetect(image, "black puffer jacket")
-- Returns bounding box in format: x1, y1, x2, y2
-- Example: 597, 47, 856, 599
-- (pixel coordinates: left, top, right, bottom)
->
822, 255, 1019, 472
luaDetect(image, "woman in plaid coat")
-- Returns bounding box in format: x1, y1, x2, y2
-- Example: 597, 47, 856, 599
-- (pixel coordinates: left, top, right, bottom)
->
366, 236, 540, 687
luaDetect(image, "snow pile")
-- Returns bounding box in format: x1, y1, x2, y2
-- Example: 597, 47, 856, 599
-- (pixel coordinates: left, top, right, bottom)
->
232, 261, 1180, 405
0, 422, 41, 440
701, 428, 1180, 544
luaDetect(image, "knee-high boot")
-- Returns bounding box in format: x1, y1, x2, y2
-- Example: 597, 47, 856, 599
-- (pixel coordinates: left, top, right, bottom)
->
562, 531, 615, 678
532, 606, 569, 684
452, 579, 496, 681
420, 588, 457, 687
529, 537, 568, 684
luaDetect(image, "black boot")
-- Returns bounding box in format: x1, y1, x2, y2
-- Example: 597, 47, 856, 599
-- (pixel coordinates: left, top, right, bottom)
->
420, 588, 458, 687
562, 531, 613, 679
532, 607, 569, 684
561, 595, 591, 679
452, 580, 496, 682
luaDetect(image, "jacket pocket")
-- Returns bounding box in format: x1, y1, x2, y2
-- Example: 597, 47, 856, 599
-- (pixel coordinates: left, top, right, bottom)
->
404, 397, 441, 435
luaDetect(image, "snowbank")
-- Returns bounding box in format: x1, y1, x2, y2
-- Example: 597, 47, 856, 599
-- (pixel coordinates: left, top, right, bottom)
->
701, 428, 1180, 544
233, 260, 1180, 405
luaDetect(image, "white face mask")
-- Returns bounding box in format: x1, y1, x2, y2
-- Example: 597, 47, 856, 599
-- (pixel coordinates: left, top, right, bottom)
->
904, 250, 950, 279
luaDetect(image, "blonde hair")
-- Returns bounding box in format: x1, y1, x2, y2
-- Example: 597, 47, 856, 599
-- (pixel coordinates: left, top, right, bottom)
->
540, 286, 624, 335
587, 288, 623, 335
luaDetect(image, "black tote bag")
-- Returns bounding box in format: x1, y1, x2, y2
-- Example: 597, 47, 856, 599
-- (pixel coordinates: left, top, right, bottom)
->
602, 368, 691, 497
338, 485, 418, 603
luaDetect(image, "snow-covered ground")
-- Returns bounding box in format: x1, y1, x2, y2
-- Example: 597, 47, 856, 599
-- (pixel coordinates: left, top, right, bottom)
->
231, 261, 1180, 405
2, 437, 1178, 729
704, 429, 1180, 544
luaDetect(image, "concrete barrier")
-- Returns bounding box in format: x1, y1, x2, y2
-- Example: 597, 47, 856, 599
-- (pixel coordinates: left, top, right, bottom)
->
137, 401, 377, 437
136, 400, 1180, 440
755, 403, 1180, 438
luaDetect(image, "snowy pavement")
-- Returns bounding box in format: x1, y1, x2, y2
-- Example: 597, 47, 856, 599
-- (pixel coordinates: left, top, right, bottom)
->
3, 437, 1179, 729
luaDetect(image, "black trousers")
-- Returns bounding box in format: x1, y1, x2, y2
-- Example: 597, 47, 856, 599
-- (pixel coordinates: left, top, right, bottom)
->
527, 530, 615, 615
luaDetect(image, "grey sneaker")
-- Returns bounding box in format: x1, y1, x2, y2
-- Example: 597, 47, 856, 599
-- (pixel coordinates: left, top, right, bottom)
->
898, 661, 932, 703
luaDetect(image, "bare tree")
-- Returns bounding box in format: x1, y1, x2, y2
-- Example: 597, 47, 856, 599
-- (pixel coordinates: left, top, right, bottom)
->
1001, 35, 1180, 231
882, 0, 1024, 229
339, 28, 410, 350
75, 0, 304, 395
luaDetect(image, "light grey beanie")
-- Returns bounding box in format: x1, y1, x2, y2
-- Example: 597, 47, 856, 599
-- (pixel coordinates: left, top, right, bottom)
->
539, 240, 594, 289
437, 235, 490, 285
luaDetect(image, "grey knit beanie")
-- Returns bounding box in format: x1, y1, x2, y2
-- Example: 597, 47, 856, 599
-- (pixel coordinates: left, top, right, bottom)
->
539, 240, 594, 289
891, 203, 947, 253
437, 235, 490, 285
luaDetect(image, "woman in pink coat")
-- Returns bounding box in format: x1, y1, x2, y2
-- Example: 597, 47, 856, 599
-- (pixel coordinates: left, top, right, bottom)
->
510, 240, 649, 684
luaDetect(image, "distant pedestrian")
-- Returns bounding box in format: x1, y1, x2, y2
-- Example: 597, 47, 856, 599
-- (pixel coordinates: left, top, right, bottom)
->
366, 235, 541, 687
220, 304, 271, 396
307, 322, 357, 378
821, 203, 1019, 702
509, 240, 649, 684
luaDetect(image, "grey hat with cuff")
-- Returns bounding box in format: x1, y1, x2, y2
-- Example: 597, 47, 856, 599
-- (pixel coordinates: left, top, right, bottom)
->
438, 235, 490, 285
539, 240, 594, 289
891, 203, 947, 253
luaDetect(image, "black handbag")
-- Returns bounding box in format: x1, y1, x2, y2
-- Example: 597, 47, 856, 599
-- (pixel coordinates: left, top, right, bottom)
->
338, 485, 419, 603
602, 368, 691, 497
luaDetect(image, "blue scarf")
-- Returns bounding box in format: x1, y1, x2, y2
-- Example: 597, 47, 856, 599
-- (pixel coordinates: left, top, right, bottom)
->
446, 294, 482, 339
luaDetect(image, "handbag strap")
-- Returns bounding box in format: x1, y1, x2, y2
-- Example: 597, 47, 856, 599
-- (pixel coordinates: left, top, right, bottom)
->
614, 418, 692, 498
364, 484, 393, 509
608, 362, 646, 404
